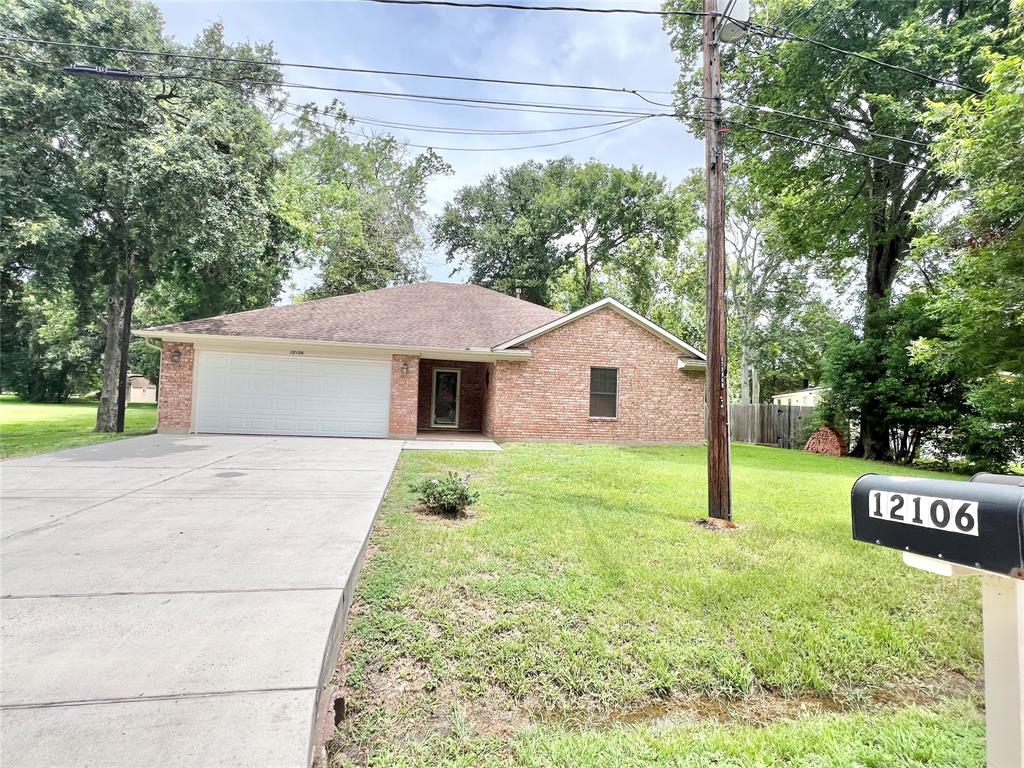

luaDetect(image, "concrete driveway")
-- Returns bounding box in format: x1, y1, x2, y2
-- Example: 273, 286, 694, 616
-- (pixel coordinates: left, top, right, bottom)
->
0, 434, 402, 768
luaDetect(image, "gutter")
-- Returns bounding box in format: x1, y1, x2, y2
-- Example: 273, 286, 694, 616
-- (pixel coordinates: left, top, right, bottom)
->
132, 329, 533, 362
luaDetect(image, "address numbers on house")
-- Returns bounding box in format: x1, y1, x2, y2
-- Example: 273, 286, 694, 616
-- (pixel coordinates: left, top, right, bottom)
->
869, 490, 979, 536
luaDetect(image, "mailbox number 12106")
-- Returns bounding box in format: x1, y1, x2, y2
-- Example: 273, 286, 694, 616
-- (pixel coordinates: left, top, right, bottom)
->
870, 491, 979, 536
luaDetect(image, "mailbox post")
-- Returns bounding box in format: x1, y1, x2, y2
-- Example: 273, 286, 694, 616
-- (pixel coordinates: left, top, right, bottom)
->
852, 473, 1024, 768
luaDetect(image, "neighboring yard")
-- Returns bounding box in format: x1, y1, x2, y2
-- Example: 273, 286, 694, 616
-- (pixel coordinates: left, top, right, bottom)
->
329, 444, 983, 767
0, 394, 157, 459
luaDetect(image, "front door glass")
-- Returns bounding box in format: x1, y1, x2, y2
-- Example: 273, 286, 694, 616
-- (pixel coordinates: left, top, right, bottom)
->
433, 371, 459, 427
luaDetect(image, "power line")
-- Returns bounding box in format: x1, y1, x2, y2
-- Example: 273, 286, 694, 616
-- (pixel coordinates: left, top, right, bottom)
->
635, 89, 929, 148
351, 113, 641, 135
266, 95, 645, 134
277, 100, 644, 135
315, 2, 987, 95
5, 51, 937, 171
732, 99, 928, 147
347, 0, 707, 17
745, 20, 984, 95
373, 116, 650, 150
367, 0, 977, 97
5, 36, 936, 147
264, 95, 652, 151
777, 0, 825, 29
1, 50, 674, 118
0, 34, 672, 99
726, 117, 931, 172
224, 74, 673, 116
3, 26, 982, 116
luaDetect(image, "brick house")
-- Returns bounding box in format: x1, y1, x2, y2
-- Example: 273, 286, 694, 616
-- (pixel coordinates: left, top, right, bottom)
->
135, 282, 706, 443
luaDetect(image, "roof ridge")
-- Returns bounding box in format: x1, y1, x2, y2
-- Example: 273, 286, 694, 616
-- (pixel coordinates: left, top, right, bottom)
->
137, 280, 564, 349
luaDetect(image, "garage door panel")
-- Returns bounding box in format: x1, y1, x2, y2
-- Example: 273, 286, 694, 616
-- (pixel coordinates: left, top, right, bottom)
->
195, 352, 390, 438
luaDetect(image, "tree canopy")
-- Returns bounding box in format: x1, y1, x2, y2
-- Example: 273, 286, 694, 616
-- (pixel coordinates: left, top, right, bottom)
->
275, 108, 450, 298
664, 0, 1016, 460
433, 158, 693, 310
909, 43, 1024, 469
1, 1, 293, 423
0, 0, 444, 423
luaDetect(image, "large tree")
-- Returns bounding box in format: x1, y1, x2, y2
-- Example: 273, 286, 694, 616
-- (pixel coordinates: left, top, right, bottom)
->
821, 292, 968, 464
667, 169, 837, 403
910, 43, 1024, 470
663, 0, 1014, 459
719, 173, 826, 404
1, 2, 295, 428
274, 107, 450, 298
434, 158, 691, 309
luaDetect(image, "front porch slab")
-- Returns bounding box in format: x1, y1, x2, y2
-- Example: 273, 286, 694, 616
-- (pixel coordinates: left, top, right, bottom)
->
403, 436, 501, 451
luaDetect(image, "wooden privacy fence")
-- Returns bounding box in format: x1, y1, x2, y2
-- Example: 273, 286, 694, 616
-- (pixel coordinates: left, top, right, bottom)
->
729, 404, 816, 449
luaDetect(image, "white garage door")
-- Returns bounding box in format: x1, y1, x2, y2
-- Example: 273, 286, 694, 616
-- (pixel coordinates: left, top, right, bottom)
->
194, 352, 390, 437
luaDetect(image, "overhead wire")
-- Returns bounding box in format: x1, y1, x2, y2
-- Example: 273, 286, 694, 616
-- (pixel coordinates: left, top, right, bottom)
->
346, 0, 708, 16
350, 113, 644, 135
260, 94, 653, 151
270, 97, 647, 135
1, 41, 938, 168
743, 20, 983, 95
2, 39, 933, 148
724, 116, 931, 172
2, 9, 985, 98
623, 89, 930, 148
0, 33, 674, 99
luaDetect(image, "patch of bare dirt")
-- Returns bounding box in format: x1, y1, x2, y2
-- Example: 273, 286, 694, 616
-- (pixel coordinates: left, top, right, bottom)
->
694, 517, 743, 532
522, 673, 981, 731
408, 504, 480, 525
868, 670, 980, 708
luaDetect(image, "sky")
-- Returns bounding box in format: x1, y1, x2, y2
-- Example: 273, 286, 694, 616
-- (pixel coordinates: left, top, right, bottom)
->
153, 0, 705, 288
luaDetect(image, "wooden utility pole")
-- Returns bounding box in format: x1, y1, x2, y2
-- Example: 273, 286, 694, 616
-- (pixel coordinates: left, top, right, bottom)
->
704, 0, 732, 521
114, 251, 136, 433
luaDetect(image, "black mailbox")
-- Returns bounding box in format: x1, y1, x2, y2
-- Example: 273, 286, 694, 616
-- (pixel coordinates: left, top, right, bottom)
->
971, 472, 1024, 487
851, 474, 1024, 578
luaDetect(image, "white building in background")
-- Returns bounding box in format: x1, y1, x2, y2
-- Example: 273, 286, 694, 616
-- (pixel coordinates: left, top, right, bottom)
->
771, 386, 827, 408
127, 373, 157, 404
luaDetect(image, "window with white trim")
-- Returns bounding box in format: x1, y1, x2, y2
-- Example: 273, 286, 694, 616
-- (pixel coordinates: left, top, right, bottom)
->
589, 367, 618, 418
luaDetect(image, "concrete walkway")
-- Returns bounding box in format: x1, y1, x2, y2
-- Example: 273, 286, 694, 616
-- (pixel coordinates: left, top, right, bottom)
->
0, 434, 402, 768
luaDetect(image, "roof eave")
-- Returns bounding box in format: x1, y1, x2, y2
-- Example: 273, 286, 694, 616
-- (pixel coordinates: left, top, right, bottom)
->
133, 329, 532, 361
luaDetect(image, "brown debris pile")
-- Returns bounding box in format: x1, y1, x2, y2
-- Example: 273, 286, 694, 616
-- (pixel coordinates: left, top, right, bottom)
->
804, 426, 848, 457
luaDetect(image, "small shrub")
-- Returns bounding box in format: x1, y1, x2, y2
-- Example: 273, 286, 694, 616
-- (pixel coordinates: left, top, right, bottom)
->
409, 471, 479, 517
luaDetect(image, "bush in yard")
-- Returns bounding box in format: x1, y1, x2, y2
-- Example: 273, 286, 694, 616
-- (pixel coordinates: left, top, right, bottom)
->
410, 472, 479, 517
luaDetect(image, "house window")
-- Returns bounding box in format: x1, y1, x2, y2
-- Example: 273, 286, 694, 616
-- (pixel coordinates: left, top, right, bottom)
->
589, 367, 618, 418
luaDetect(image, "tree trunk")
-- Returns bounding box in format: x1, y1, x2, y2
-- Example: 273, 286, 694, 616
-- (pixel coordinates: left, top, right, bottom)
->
115, 252, 137, 433
739, 344, 750, 405
581, 242, 593, 303
95, 275, 123, 433
858, 203, 908, 461
751, 364, 760, 407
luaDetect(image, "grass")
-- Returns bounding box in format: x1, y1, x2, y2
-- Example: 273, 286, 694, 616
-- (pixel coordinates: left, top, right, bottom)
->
0, 394, 157, 459
329, 443, 984, 767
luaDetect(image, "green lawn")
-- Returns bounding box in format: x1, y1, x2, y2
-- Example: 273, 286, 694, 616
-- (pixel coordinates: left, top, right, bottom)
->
329, 444, 984, 767
0, 394, 157, 459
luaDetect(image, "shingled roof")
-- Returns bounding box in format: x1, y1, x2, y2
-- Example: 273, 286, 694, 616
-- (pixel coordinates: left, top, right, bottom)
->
139, 282, 564, 350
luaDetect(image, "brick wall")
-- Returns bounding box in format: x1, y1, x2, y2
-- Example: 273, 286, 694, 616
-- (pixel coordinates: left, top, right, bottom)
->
389, 354, 419, 438
488, 307, 704, 443
417, 359, 487, 432
157, 341, 195, 433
